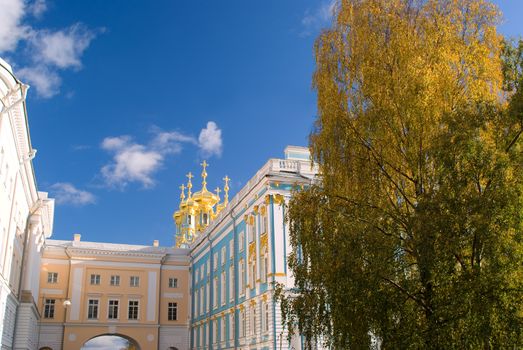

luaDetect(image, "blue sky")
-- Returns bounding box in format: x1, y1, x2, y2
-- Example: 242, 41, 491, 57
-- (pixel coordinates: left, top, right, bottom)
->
1, 0, 521, 246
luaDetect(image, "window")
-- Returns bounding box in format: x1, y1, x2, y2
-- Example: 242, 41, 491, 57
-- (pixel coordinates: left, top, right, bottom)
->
110, 275, 120, 286
128, 300, 139, 320
229, 265, 234, 302
47, 272, 58, 284
239, 231, 245, 252
108, 300, 119, 319
229, 240, 234, 259
203, 212, 209, 225
213, 277, 219, 308
194, 289, 202, 316
221, 316, 226, 342
221, 271, 226, 305
213, 253, 218, 270
251, 262, 256, 287
248, 218, 255, 243
261, 253, 268, 283
240, 309, 246, 337
43, 299, 55, 318
200, 287, 204, 315
221, 246, 226, 265
130, 276, 139, 287
229, 313, 235, 340
87, 299, 99, 319
213, 319, 218, 344
196, 289, 200, 316
264, 302, 270, 332
251, 305, 257, 335
239, 259, 245, 295
187, 215, 192, 225
168, 277, 178, 288
261, 210, 268, 234
168, 302, 178, 321
90, 274, 100, 285
206, 281, 210, 312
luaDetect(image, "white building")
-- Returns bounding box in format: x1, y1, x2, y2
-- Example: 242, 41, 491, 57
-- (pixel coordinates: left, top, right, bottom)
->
0, 58, 55, 350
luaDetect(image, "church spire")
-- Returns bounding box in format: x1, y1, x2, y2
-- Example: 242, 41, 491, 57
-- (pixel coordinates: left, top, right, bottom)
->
200, 160, 208, 191
186, 172, 193, 198
223, 175, 230, 205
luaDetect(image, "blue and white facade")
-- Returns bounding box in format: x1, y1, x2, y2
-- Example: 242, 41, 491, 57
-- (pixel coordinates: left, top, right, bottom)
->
188, 146, 318, 350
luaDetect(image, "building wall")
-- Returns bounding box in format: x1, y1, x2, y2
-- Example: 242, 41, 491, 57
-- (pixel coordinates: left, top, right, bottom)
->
37, 239, 190, 350
0, 58, 54, 350
189, 148, 317, 350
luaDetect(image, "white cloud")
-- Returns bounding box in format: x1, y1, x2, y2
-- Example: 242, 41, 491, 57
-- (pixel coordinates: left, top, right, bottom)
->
30, 24, 96, 69
101, 136, 163, 188
0, 0, 30, 52
28, 0, 46, 18
198, 121, 222, 158
0, 0, 98, 98
301, 0, 337, 37
17, 65, 60, 98
50, 182, 95, 206
151, 130, 197, 155
100, 123, 223, 189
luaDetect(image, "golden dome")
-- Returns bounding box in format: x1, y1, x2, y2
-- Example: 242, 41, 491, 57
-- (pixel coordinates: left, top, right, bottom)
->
173, 161, 230, 248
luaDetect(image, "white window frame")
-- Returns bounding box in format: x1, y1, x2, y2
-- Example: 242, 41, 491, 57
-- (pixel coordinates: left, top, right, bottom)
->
213, 277, 219, 309
229, 264, 234, 302
43, 298, 55, 319
229, 313, 235, 340
251, 305, 257, 335
221, 270, 226, 306
47, 272, 58, 284
87, 299, 99, 320
90, 274, 100, 285
239, 231, 245, 252
239, 259, 245, 295
241, 309, 246, 337
128, 300, 139, 320
168, 302, 178, 321
110, 275, 120, 286
108, 299, 119, 320
264, 301, 270, 333
130, 275, 140, 287
213, 319, 218, 344
169, 277, 178, 288
221, 316, 226, 342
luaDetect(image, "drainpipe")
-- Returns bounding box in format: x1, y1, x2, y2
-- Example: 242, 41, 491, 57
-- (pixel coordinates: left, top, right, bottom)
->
228, 208, 237, 349
188, 250, 194, 350
157, 253, 167, 350
62, 247, 73, 348
206, 234, 213, 350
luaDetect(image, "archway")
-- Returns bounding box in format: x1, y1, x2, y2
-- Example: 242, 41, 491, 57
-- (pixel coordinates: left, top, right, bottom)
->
80, 334, 140, 350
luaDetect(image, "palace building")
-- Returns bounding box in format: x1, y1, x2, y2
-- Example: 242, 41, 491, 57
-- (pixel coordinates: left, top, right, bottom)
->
1, 57, 319, 350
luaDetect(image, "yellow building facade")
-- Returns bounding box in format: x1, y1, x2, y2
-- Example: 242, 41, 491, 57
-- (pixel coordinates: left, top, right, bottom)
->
37, 235, 190, 350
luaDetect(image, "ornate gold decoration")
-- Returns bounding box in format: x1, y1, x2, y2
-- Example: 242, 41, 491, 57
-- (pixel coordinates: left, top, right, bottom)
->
253, 205, 259, 214
249, 242, 256, 260
173, 163, 230, 248
274, 194, 285, 205
260, 233, 268, 250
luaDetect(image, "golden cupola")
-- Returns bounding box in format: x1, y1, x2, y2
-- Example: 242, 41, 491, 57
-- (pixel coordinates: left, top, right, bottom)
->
173, 161, 230, 248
